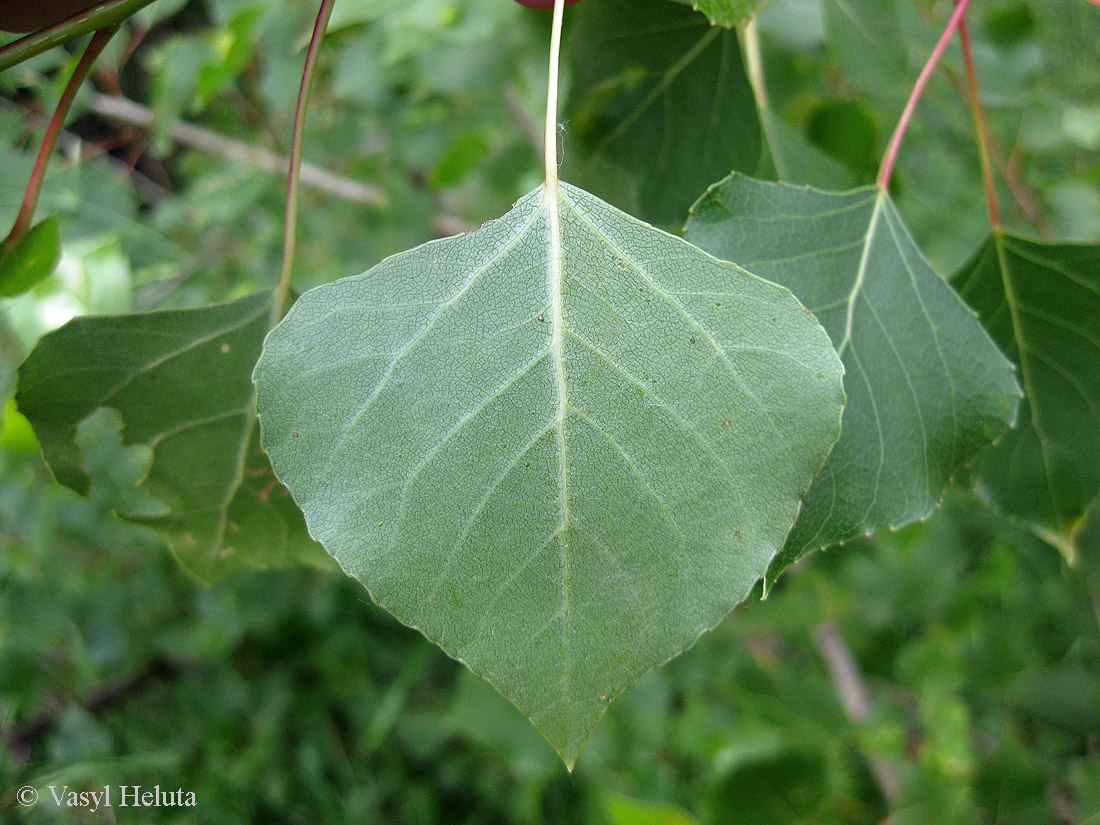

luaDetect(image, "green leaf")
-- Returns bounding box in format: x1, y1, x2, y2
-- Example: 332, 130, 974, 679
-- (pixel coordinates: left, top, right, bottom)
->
254, 182, 845, 766
819, 0, 909, 95
76, 407, 169, 518
685, 175, 1021, 585
15, 290, 329, 580
605, 793, 699, 825
705, 749, 829, 824
954, 233, 1100, 549
0, 216, 62, 298
667, 0, 768, 28
564, 0, 762, 227
758, 110, 855, 190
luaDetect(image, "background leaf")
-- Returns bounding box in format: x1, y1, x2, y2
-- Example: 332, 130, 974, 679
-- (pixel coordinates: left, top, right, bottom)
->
605, 792, 699, 825
563, 0, 762, 227
667, 0, 769, 29
685, 175, 1021, 584
15, 289, 328, 580
818, 0, 909, 96
0, 216, 61, 298
758, 110, 855, 190
255, 182, 845, 766
955, 233, 1100, 549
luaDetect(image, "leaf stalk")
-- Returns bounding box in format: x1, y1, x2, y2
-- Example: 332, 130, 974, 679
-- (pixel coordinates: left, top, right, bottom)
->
876, 0, 972, 190
956, 5, 999, 228
3, 27, 118, 248
0, 0, 151, 73
273, 0, 336, 322
544, 0, 567, 195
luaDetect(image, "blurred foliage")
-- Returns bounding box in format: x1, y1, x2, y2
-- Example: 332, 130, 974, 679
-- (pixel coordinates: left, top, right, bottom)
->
1, 0, 1099, 820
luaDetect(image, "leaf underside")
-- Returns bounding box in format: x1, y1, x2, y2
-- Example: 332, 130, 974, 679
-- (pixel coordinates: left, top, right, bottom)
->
955, 233, 1100, 537
16, 290, 327, 581
254, 182, 845, 766
685, 175, 1021, 585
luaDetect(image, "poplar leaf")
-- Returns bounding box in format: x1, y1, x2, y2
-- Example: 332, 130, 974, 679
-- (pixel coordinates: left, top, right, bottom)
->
16, 290, 328, 580
0, 216, 61, 298
667, 0, 769, 28
565, 0, 761, 227
254, 182, 845, 766
955, 233, 1100, 554
685, 175, 1021, 585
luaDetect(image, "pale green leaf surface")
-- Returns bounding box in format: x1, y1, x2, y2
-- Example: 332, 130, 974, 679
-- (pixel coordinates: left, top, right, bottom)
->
16, 290, 328, 580
685, 175, 1021, 584
254, 182, 845, 766
564, 0, 761, 227
77, 407, 169, 518
667, 0, 768, 28
955, 233, 1100, 538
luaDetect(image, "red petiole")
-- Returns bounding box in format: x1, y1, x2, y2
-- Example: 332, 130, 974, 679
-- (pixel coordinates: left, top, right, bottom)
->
876, 0, 973, 189
956, 3, 999, 228
4, 26, 118, 247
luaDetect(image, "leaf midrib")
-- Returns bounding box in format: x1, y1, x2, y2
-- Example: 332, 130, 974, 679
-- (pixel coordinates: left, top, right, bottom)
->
545, 178, 573, 708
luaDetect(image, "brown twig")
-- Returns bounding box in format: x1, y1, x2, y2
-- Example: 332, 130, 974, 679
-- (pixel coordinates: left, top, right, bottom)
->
87, 94, 385, 208
814, 622, 901, 806
5, 657, 191, 759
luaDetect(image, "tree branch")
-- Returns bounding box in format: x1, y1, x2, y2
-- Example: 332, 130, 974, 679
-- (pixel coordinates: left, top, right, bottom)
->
814, 621, 901, 806
4, 657, 192, 759
88, 94, 386, 208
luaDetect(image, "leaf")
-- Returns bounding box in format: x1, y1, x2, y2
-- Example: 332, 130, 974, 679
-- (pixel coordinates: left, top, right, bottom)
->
76, 408, 169, 518
758, 110, 855, 191
685, 175, 1021, 585
563, 0, 762, 227
254, 182, 845, 766
605, 793, 699, 825
667, 0, 768, 28
954, 232, 1100, 548
0, 216, 62, 298
15, 290, 329, 580
819, 0, 909, 95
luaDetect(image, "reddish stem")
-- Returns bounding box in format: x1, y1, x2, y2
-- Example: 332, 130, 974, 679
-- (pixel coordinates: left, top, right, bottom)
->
956, 6, 999, 227
4, 27, 118, 246
876, 0, 973, 189
274, 0, 336, 320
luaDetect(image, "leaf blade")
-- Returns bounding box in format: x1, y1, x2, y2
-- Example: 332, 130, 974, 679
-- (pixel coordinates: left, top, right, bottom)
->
955, 232, 1100, 541
564, 0, 762, 227
667, 0, 768, 28
15, 290, 327, 580
685, 175, 1021, 583
255, 183, 845, 765
0, 216, 61, 298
